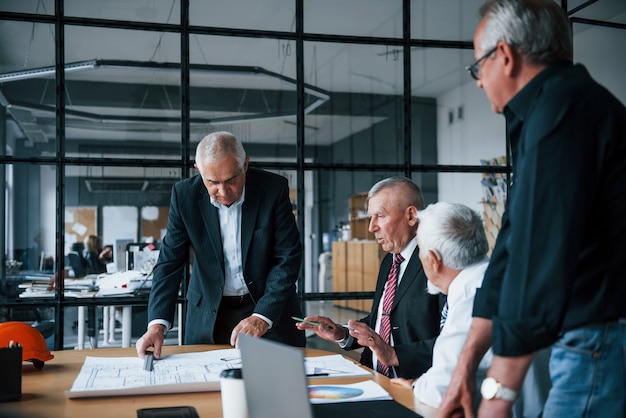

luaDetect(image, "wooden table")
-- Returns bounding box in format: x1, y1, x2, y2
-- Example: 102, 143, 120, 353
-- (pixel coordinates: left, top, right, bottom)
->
3, 344, 428, 418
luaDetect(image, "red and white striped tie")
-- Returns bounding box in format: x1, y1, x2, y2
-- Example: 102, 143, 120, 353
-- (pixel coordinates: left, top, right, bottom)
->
376, 253, 404, 376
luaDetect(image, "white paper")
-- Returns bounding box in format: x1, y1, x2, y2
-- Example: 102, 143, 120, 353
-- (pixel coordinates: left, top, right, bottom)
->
304, 354, 372, 377
66, 349, 240, 398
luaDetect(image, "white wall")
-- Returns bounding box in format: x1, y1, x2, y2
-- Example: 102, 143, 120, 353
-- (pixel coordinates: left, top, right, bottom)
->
573, 14, 626, 104
436, 81, 505, 214
435, 19, 626, 214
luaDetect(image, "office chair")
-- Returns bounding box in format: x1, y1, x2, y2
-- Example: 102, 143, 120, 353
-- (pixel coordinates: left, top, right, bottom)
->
65, 251, 87, 278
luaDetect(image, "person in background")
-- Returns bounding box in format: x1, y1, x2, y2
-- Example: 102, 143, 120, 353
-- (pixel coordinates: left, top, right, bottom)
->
297, 177, 443, 379
82, 235, 107, 274
99, 245, 113, 266
136, 131, 304, 360
438, 1, 626, 417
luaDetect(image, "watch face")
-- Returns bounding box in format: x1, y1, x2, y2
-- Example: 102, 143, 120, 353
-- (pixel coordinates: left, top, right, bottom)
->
481, 377, 498, 399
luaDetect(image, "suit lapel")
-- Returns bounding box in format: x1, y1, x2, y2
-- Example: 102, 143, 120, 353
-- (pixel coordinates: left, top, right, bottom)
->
392, 247, 422, 310
199, 192, 224, 266
241, 186, 260, 266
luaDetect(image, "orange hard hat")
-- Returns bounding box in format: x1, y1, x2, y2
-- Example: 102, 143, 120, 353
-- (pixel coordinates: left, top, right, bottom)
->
0, 321, 54, 369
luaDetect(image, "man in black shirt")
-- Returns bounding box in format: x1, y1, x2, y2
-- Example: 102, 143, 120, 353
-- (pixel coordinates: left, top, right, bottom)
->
439, 1, 626, 417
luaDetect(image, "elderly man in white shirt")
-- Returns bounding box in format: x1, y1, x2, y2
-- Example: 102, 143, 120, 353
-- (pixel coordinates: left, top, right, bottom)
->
392, 201, 492, 412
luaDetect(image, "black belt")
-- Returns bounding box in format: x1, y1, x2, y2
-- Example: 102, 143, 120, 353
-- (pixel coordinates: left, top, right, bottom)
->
221, 293, 253, 305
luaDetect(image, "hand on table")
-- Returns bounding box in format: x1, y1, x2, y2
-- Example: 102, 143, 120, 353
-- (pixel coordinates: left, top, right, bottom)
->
230, 315, 270, 347
136, 324, 166, 359
437, 366, 476, 418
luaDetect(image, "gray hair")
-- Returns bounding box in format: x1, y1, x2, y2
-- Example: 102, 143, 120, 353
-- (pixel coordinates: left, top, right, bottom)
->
417, 202, 488, 270
479, 0, 572, 66
195, 131, 247, 169
368, 176, 425, 211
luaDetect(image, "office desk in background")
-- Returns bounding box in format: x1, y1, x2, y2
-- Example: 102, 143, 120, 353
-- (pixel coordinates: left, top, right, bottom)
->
15, 272, 183, 350
3, 344, 432, 418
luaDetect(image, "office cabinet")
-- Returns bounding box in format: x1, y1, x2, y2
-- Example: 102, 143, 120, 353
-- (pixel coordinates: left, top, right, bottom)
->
332, 240, 385, 313
332, 241, 348, 308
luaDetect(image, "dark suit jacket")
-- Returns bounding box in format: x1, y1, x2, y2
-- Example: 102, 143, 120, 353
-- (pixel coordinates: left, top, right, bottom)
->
148, 168, 305, 346
349, 248, 444, 379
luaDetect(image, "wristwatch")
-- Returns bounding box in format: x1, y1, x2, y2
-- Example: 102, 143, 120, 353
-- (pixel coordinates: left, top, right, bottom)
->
480, 377, 518, 402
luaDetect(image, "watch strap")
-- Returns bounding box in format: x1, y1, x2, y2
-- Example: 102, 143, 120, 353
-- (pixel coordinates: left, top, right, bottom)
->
496, 385, 518, 402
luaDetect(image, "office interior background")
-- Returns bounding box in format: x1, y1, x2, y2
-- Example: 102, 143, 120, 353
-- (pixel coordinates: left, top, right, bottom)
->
1, 0, 625, 350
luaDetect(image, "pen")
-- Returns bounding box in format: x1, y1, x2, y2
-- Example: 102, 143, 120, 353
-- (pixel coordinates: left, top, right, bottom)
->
306, 373, 329, 377
144, 351, 154, 372
291, 316, 320, 327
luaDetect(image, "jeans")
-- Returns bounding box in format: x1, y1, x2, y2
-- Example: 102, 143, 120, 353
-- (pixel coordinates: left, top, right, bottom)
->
543, 319, 626, 417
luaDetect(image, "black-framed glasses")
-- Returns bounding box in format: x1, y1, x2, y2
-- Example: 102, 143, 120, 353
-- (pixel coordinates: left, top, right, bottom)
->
465, 46, 497, 80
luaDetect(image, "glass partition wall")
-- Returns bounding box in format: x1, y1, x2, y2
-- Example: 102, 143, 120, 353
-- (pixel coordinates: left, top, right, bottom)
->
1, 0, 624, 350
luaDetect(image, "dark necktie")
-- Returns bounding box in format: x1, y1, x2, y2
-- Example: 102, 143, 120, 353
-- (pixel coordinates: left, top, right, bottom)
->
376, 253, 404, 376
440, 302, 449, 332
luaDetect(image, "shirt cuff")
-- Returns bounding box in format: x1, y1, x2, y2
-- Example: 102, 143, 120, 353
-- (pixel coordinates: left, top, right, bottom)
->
148, 319, 171, 333
472, 286, 500, 319
335, 326, 352, 348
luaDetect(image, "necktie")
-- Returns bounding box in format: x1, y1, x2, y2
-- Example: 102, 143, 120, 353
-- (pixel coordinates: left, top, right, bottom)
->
376, 253, 404, 376
440, 302, 449, 332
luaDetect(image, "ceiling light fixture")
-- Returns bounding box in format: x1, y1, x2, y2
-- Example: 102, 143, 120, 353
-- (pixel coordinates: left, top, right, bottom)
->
0, 60, 97, 83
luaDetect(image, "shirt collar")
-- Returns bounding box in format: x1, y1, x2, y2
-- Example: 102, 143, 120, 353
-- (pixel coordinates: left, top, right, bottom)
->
504, 60, 573, 123
400, 236, 418, 262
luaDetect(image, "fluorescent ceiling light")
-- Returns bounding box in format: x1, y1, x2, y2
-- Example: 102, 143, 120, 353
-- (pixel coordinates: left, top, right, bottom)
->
0, 60, 97, 83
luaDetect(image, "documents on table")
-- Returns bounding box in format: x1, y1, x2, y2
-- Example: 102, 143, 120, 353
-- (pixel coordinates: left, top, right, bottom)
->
66, 349, 371, 398
18, 270, 150, 299
304, 354, 371, 377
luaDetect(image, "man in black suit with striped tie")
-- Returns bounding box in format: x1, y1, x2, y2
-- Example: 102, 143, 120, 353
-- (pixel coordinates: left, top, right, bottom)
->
297, 177, 444, 379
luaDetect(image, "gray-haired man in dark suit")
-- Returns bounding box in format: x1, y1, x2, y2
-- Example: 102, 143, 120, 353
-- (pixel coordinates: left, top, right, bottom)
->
137, 131, 304, 360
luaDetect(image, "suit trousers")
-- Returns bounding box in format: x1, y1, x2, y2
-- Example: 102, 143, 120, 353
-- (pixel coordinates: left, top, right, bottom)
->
213, 294, 256, 344
213, 294, 288, 345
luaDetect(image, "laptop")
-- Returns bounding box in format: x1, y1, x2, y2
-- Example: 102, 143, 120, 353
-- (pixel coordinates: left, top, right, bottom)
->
239, 334, 313, 418
238, 334, 421, 418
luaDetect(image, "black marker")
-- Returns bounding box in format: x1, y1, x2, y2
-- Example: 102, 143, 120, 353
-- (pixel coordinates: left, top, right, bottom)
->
144, 351, 154, 372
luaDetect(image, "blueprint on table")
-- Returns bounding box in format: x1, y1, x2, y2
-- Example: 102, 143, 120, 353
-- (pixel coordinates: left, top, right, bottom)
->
66, 348, 370, 398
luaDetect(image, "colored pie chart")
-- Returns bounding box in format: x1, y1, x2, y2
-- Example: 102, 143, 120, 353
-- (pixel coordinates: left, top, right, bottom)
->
309, 385, 364, 400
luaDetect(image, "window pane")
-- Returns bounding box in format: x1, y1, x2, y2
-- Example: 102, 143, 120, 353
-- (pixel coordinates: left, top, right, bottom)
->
189, 35, 298, 161
64, 163, 178, 239
305, 169, 399, 306
190, 0, 295, 32
412, 47, 506, 166
0, 21, 56, 158
305, 0, 403, 38
304, 41, 412, 165
411, 0, 483, 40
573, 23, 626, 105
63, 25, 181, 160
65, 0, 181, 24
0, 0, 53, 14
1, 161, 58, 338
3, 163, 57, 273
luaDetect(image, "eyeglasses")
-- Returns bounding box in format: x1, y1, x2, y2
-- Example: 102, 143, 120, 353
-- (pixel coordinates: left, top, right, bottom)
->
465, 46, 497, 80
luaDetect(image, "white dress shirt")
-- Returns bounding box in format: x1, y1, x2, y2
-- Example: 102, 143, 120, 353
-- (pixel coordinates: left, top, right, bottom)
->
210, 190, 246, 296
413, 258, 492, 408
